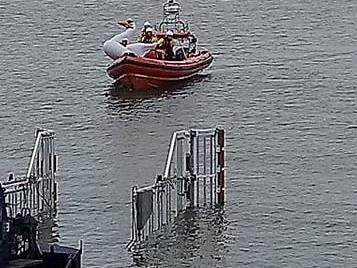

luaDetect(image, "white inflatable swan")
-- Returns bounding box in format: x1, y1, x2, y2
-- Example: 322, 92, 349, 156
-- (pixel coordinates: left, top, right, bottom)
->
103, 19, 156, 60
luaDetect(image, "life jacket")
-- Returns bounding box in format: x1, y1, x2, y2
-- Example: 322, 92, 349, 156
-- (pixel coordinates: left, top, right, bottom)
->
141, 34, 156, 43
160, 38, 174, 59
157, 37, 171, 49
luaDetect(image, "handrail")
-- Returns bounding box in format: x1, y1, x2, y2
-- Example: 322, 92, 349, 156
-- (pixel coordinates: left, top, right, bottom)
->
163, 128, 216, 179
190, 128, 217, 134
26, 133, 42, 179
163, 132, 177, 179
26, 129, 54, 179
136, 184, 155, 193
2, 178, 27, 186
163, 130, 187, 179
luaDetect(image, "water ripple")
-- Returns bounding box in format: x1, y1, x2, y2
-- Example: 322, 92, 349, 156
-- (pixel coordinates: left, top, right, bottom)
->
0, 0, 356, 267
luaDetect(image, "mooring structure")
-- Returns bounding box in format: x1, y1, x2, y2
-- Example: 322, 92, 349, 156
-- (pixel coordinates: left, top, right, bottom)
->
127, 128, 225, 250
0, 129, 83, 268
1, 129, 57, 219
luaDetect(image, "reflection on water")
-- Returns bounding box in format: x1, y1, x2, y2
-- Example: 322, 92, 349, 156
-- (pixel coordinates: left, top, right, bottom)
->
37, 216, 60, 248
104, 74, 210, 120
1, 0, 356, 266
132, 208, 228, 267
107, 74, 209, 100
107, 84, 182, 102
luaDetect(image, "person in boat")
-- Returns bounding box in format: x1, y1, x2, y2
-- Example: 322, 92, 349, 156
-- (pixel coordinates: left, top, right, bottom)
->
155, 30, 176, 60
103, 18, 156, 60
142, 21, 152, 32
141, 21, 152, 32
139, 21, 152, 40
140, 27, 157, 43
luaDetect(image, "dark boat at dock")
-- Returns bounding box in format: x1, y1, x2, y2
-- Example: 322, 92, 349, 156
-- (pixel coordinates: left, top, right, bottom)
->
0, 129, 82, 268
0, 184, 82, 268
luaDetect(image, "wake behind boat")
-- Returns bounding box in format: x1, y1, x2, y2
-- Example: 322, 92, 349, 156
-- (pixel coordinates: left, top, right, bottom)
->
104, 0, 213, 91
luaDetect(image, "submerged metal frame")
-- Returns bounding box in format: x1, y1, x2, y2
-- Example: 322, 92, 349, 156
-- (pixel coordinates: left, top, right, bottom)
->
2, 129, 57, 219
127, 128, 225, 251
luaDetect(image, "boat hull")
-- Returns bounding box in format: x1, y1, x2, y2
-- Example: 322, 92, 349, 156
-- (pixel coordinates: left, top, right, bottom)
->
107, 50, 213, 90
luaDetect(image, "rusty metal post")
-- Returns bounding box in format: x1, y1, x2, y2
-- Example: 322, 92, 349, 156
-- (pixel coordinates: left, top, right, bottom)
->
189, 131, 196, 207
53, 181, 58, 215
131, 186, 137, 244
217, 128, 225, 206
185, 153, 191, 205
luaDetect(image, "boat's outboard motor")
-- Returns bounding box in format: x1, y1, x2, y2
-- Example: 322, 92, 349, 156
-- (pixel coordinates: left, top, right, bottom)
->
0, 183, 10, 266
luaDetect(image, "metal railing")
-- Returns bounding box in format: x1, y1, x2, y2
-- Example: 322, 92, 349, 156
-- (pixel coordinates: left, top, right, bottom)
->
158, 0, 188, 32
2, 129, 57, 219
127, 128, 225, 250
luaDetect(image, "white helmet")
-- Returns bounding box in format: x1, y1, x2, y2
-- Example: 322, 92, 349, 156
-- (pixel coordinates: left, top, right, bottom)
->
144, 21, 151, 27
166, 30, 174, 37
146, 27, 153, 33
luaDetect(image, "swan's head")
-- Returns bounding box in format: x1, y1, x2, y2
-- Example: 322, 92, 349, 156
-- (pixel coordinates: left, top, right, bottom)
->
118, 18, 135, 29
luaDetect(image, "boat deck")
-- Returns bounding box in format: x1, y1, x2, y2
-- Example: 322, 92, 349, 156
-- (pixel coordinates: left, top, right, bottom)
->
7, 259, 43, 268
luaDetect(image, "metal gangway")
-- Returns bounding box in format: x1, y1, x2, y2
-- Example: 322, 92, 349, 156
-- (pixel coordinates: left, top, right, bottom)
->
1, 129, 57, 219
158, 0, 188, 32
127, 128, 225, 250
